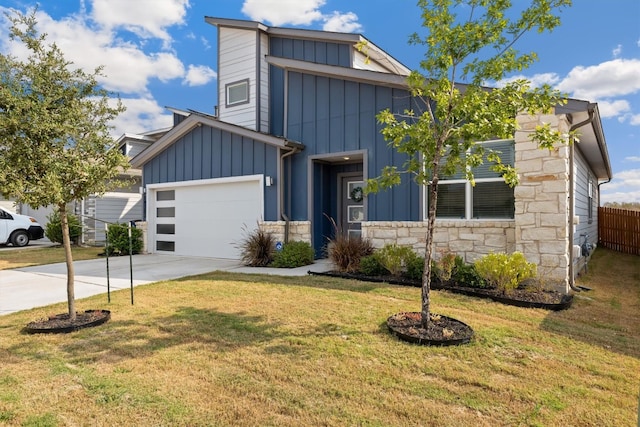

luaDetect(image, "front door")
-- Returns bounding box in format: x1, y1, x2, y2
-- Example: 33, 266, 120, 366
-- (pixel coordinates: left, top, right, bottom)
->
340, 174, 364, 239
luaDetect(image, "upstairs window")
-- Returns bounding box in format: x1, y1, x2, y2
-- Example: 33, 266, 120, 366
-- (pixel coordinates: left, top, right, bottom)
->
225, 79, 249, 107
428, 140, 515, 220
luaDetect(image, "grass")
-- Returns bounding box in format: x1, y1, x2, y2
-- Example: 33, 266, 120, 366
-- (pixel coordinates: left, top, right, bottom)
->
0, 246, 103, 270
0, 248, 638, 426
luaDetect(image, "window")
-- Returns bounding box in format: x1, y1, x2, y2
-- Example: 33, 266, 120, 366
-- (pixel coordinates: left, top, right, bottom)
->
429, 140, 515, 220
225, 79, 249, 107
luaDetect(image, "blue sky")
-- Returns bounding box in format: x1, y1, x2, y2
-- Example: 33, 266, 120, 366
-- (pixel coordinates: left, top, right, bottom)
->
1, 0, 639, 203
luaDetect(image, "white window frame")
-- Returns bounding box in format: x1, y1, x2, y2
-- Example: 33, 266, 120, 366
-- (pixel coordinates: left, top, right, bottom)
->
225, 79, 250, 107
423, 139, 515, 220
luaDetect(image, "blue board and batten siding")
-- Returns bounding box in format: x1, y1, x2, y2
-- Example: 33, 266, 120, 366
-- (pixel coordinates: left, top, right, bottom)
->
284, 71, 421, 222
269, 37, 352, 137
142, 125, 279, 220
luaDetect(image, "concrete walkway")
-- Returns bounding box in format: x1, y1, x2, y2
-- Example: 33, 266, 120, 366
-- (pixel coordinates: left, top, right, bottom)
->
0, 254, 332, 316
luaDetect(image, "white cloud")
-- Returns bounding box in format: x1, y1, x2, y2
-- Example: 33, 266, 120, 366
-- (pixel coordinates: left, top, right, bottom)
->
323, 12, 362, 33
242, 0, 325, 26
601, 189, 640, 203
496, 72, 560, 88
601, 169, 640, 203
612, 44, 622, 58
597, 100, 630, 118
624, 156, 640, 162
555, 59, 640, 100
109, 97, 173, 136
90, 0, 190, 48
183, 65, 217, 86
630, 114, 640, 126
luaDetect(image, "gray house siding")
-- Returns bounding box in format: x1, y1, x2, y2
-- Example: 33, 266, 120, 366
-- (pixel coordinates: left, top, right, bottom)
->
285, 71, 420, 223
574, 145, 598, 248
143, 124, 279, 220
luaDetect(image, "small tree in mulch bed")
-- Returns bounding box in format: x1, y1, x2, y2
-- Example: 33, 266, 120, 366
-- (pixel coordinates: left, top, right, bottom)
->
365, 0, 572, 344
0, 11, 129, 328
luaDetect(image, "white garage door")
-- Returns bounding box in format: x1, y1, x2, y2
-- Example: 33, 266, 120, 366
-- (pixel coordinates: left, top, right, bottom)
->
148, 175, 264, 259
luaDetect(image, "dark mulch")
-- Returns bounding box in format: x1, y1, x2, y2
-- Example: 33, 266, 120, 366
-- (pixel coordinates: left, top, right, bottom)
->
387, 312, 474, 346
24, 310, 111, 334
310, 270, 572, 310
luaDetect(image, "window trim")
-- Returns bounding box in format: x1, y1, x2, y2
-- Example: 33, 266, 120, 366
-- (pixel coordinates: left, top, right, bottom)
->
423, 139, 516, 221
225, 79, 250, 107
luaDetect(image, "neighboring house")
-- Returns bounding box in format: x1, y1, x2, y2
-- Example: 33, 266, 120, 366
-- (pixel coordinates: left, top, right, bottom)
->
130, 17, 611, 294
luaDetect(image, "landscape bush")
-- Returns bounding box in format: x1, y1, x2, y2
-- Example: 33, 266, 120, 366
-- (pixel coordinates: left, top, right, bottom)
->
452, 256, 486, 288
373, 244, 420, 277
359, 254, 389, 276
105, 223, 143, 255
237, 225, 275, 267
271, 241, 315, 268
44, 211, 82, 244
474, 252, 537, 294
327, 234, 374, 273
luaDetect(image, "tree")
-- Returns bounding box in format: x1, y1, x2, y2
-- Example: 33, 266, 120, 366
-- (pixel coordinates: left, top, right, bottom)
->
367, 0, 572, 329
0, 10, 130, 322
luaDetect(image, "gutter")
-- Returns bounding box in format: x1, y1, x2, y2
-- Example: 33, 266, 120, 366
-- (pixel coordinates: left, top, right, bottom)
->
568, 105, 596, 292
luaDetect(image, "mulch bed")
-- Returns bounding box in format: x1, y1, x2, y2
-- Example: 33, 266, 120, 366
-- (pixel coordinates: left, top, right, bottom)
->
309, 270, 572, 310
387, 312, 474, 346
24, 310, 111, 334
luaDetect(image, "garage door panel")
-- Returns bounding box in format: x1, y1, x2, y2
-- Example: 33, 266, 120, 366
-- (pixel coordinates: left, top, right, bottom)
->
150, 177, 263, 259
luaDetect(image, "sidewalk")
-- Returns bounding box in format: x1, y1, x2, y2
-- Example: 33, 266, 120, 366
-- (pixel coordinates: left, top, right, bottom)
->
0, 254, 332, 316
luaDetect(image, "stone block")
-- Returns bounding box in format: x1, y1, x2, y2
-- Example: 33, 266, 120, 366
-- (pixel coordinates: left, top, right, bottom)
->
450, 240, 474, 252
526, 201, 560, 213
485, 235, 507, 248
516, 159, 543, 173
521, 227, 557, 241
542, 158, 568, 174
538, 241, 566, 255
514, 186, 536, 199
540, 213, 567, 227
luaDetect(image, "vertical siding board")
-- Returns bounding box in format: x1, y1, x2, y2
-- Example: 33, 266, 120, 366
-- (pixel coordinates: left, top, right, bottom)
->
293, 39, 304, 59
328, 78, 346, 153
167, 144, 176, 182
302, 74, 317, 149
315, 76, 330, 154
269, 65, 285, 137
211, 128, 222, 178
231, 133, 243, 176
315, 42, 327, 64
264, 145, 278, 221
192, 126, 203, 180
184, 133, 193, 181
202, 127, 212, 179
338, 44, 351, 67
287, 72, 303, 141
303, 40, 315, 62
343, 81, 359, 152
242, 138, 254, 175
221, 131, 232, 176
326, 43, 339, 65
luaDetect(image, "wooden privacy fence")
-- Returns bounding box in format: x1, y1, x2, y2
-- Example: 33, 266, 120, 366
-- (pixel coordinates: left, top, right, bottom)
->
598, 207, 640, 255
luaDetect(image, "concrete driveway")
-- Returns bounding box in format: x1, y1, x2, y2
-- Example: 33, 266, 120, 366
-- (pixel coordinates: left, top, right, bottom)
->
0, 253, 331, 316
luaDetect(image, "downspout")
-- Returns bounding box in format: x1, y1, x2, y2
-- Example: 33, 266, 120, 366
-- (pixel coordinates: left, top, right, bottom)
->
568, 106, 595, 292
280, 147, 300, 243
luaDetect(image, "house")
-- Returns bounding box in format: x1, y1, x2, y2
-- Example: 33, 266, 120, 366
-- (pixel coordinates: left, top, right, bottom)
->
130, 17, 611, 294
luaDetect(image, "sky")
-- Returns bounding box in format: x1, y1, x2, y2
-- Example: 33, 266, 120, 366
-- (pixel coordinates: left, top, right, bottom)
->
0, 0, 639, 203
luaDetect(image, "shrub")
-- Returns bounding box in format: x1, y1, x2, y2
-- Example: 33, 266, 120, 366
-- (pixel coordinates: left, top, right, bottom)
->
433, 251, 456, 282
45, 211, 82, 244
327, 233, 374, 273
106, 223, 143, 255
359, 255, 389, 276
452, 256, 486, 288
237, 225, 274, 267
374, 244, 419, 277
405, 254, 425, 281
474, 252, 537, 294
271, 241, 315, 268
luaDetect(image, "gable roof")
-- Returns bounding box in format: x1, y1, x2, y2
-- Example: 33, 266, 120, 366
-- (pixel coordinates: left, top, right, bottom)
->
130, 110, 304, 168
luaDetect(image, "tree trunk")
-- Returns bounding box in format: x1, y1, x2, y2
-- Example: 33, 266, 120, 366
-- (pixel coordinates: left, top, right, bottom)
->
59, 204, 76, 321
421, 153, 442, 329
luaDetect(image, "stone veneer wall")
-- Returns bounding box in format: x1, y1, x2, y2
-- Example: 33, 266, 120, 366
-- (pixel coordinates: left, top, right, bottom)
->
258, 221, 312, 244
514, 113, 571, 293
361, 220, 515, 262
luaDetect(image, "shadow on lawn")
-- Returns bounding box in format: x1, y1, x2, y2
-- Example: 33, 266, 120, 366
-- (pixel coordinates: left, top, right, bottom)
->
539, 249, 640, 360
47, 307, 289, 364
172, 270, 389, 294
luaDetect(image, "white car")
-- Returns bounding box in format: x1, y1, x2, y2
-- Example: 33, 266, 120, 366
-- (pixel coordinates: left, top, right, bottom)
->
0, 206, 45, 247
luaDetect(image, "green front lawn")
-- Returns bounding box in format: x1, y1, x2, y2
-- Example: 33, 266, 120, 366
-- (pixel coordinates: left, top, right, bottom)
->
0, 248, 637, 426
